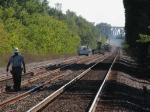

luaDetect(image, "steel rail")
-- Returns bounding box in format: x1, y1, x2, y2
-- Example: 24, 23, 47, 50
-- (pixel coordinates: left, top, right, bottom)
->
0, 55, 95, 82
77, 54, 102, 64
0, 55, 99, 94
88, 55, 118, 112
0, 55, 98, 93
0, 54, 105, 108
0, 75, 64, 109
1, 54, 99, 80
27, 54, 110, 112
0, 71, 34, 82
0, 69, 60, 93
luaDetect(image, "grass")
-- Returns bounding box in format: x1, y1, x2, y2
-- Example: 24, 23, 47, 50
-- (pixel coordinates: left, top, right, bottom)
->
0, 52, 77, 68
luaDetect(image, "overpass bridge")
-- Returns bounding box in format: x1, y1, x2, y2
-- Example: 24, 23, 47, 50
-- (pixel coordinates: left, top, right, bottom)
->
101, 26, 125, 39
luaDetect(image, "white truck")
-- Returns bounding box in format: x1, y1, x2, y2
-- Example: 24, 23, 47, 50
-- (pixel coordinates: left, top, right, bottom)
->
77, 46, 89, 56
78, 46, 89, 56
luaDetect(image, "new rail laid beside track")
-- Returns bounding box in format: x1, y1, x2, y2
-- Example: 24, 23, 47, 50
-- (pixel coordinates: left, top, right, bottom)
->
27, 49, 119, 112
0, 51, 112, 111
0, 54, 100, 93
1, 47, 149, 111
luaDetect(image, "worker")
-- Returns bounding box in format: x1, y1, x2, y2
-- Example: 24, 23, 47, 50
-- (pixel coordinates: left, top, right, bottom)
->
6, 47, 26, 92
92, 48, 95, 55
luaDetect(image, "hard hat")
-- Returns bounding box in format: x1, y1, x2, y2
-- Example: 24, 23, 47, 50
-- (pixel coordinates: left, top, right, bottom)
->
14, 47, 19, 53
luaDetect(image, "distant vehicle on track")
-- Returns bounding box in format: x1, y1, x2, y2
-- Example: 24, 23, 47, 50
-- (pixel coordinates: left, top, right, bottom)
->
92, 41, 105, 55
77, 46, 89, 56
103, 43, 111, 52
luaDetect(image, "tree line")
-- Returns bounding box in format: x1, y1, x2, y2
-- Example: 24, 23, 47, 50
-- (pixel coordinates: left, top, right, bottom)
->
123, 0, 150, 65
0, 0, 111, 56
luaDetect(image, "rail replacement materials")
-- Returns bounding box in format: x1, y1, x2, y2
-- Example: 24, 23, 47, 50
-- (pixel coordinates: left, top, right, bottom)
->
27, 54, 114, 112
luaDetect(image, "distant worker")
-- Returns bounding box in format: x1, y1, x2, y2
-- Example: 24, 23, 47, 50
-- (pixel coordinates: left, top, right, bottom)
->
6, 47, 26, 92
92, 49, 95, 55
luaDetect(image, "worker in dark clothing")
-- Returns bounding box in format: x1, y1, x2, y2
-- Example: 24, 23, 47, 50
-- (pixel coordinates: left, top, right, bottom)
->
6, 48, 26, 92
92, 49, 95, 55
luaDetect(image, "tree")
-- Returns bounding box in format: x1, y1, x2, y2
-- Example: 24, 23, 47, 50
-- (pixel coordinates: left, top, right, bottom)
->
123, 0, 150, 63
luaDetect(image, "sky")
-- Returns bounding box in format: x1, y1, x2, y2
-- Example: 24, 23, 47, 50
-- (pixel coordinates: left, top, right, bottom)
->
48, 0, 125, 27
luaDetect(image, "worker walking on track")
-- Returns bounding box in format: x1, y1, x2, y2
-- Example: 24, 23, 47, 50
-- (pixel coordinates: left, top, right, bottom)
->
6, 47, 26, 92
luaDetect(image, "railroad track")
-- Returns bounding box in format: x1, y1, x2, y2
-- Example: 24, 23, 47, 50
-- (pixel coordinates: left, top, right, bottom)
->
2, 47, 148, 112
0, 54, 102, 93
0, 55, 86, 81
91, 49, 120, 112
0, 53, 110, 111
26, 49, 119, 112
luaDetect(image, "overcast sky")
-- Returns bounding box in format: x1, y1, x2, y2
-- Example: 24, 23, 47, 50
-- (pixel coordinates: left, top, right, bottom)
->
48, 0, 125, 27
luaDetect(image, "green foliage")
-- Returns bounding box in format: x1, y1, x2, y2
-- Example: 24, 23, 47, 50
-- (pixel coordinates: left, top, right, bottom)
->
123, 42, 129, 51
48, 9, 101, 48
137, 26, 150, 43
0, 0, 109, 57
101, 35, 107, 45
96, 23, 111, 39
123, 0, 150, 63
137, 34, 150, 43
0, 22, 10, 54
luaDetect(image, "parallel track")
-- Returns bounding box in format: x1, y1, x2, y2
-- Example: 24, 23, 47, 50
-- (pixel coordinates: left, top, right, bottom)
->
27, 49, 119, 112
0, 53, 106, 110
0, 54, 101, 93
